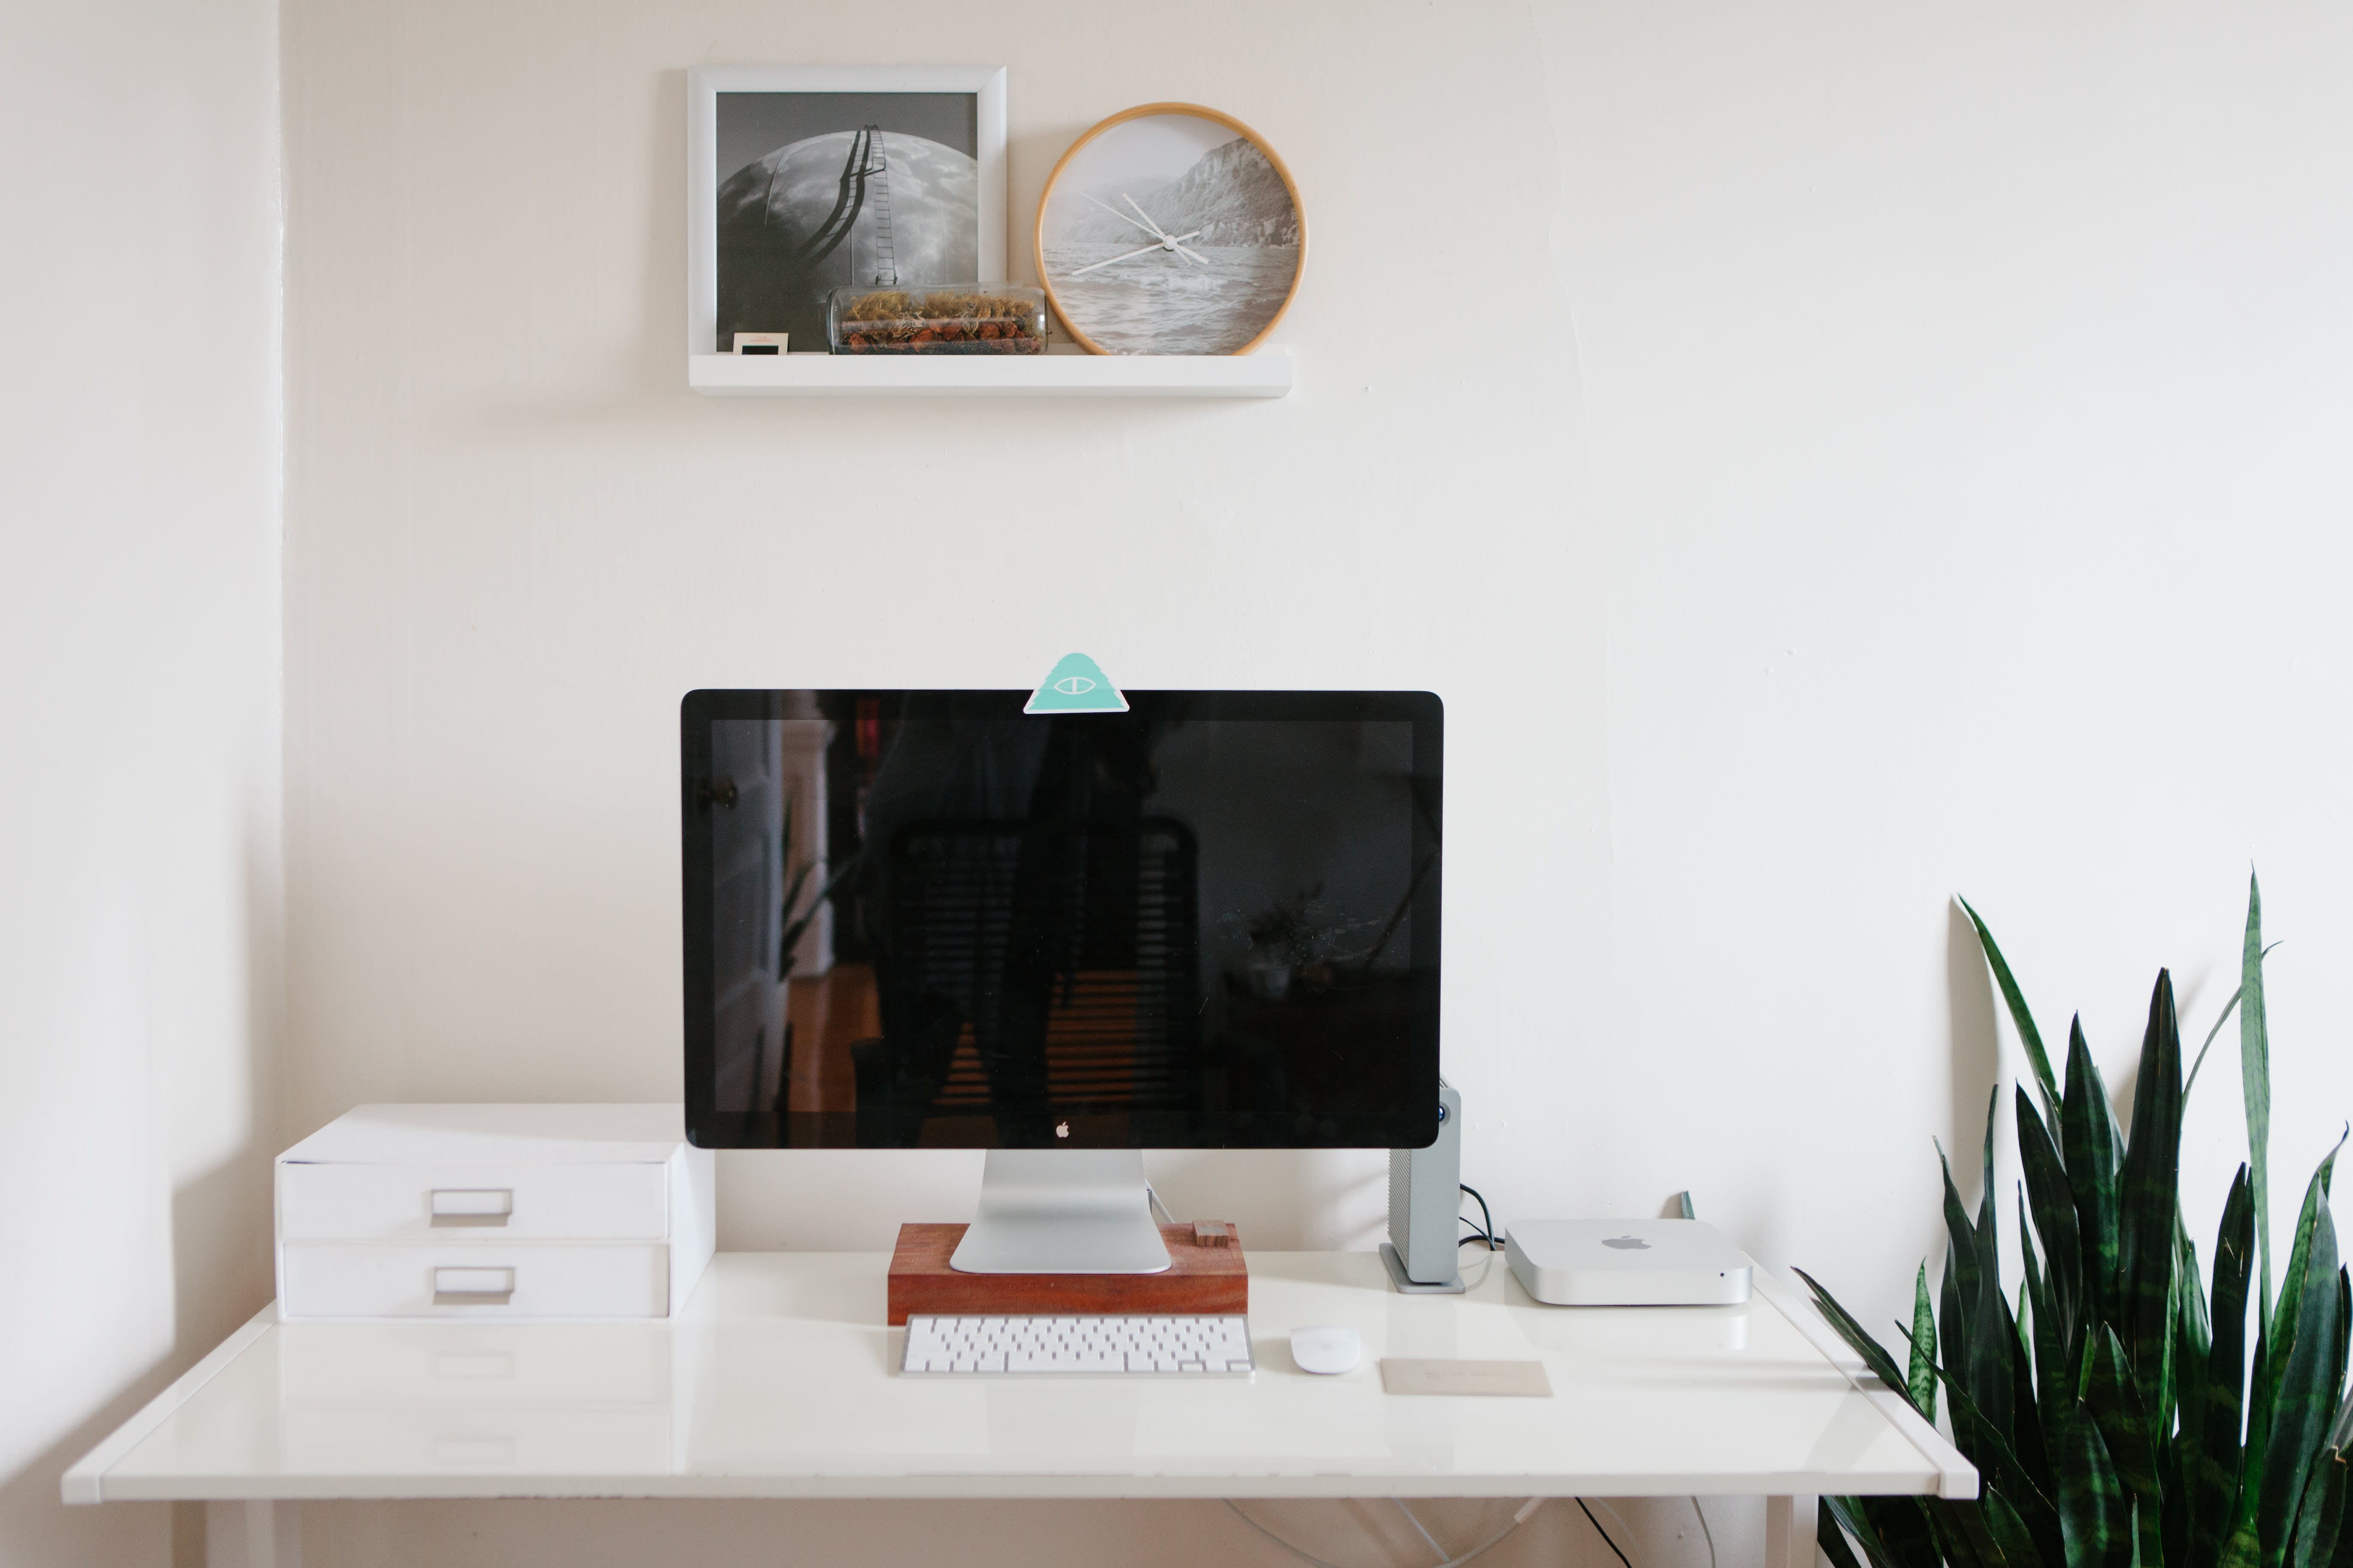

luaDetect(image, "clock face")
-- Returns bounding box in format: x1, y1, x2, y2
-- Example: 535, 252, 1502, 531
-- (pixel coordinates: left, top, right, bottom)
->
1037, 107, 1304, 356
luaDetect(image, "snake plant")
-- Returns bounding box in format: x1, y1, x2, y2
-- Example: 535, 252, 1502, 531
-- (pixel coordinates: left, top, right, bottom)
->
1799, 873, 2353, 1568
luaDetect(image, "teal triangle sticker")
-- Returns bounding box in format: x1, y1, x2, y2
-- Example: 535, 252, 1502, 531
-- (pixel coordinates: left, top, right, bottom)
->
1025, 652, 1128, 714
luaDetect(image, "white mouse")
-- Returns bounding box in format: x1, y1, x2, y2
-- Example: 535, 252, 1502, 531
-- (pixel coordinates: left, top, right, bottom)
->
1289, 1325, 1361, 1375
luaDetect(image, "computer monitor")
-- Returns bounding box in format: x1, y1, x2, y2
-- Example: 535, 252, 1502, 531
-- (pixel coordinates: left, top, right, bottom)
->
680, 688, 1443, 1272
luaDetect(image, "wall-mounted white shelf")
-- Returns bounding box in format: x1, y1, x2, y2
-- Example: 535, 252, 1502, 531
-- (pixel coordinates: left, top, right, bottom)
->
687, 350, 1293, 399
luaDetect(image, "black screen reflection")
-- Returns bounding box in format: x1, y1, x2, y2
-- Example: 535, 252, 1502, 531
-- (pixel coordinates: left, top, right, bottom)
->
698, 695, 1437, 1149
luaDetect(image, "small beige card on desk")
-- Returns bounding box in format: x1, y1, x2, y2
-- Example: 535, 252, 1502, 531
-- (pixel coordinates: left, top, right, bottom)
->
1379, 1359, 1554, 1397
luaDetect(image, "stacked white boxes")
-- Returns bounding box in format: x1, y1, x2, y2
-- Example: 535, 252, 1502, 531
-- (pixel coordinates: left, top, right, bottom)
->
274, 1104, 715, 1320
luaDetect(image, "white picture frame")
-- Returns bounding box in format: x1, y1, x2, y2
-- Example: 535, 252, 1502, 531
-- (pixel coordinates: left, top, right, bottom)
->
687, 65, 1007, 358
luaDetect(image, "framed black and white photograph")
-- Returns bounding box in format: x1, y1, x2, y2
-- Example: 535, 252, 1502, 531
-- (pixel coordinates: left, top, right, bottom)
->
687, 66, 1007, 356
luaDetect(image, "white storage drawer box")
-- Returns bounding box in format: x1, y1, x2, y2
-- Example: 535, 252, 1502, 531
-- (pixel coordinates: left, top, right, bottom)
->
275, 1104, 714, 1321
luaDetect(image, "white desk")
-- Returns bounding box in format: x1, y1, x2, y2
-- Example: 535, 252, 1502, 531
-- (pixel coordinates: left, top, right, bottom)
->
67, 1249, 1973, 1568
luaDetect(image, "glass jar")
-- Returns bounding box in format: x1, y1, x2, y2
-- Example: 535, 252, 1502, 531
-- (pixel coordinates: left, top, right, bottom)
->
827, 284, 1049, 355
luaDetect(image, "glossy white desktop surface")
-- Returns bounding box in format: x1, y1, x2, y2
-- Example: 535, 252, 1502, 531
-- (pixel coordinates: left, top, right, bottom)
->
69, 1250, 1971, 1503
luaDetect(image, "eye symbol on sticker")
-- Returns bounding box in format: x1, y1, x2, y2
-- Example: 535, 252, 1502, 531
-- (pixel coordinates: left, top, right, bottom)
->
1054, 676, 1096, 695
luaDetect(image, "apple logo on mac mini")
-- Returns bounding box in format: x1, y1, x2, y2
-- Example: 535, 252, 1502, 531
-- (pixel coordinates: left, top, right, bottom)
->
1601, 1236, 1650, 1251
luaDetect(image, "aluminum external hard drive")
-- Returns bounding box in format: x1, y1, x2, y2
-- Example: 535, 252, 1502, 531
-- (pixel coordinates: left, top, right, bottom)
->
1503, 1218, 1754, 1306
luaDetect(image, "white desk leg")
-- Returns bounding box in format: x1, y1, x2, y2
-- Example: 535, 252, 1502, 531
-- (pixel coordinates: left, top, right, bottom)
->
1766, 1495, 1819, 1568
207, 1500, 300, 1568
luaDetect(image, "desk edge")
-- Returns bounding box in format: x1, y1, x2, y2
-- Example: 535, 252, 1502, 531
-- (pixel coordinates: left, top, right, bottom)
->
62, 1301, 279, 1505
1751, 1269, 1980, 1500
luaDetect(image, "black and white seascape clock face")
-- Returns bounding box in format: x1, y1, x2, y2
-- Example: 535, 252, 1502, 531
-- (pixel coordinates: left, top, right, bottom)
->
1035, 104, 1305, 356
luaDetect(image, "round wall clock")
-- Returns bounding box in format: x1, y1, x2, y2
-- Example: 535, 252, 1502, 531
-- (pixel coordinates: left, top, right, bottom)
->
1034, 103, 1305, 356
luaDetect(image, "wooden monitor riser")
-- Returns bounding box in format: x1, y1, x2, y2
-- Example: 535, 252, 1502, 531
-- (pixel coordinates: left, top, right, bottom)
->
886, 1222, 1247, 1325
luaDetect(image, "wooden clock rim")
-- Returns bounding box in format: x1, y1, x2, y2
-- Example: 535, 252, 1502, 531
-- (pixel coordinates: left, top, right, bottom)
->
1032, 101, 1307, 358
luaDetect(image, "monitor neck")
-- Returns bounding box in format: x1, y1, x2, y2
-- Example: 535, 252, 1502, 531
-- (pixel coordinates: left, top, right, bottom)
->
947, 1149, 1173, 1275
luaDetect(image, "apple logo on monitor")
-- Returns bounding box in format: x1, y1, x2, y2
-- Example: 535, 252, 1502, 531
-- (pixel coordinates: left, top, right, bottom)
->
1602, 1235, 1650, 1251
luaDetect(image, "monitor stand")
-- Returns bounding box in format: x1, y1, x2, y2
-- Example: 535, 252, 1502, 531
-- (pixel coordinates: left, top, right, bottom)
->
948, 1150, 1174, 1274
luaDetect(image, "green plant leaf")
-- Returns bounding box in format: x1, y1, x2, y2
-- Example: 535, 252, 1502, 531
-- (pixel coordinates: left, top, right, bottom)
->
2223, 1516, 2265, 1568
2334, 1443, 2353, 1568
2118, 971, 2187, 1382
1963, 895, 2065, 1118
1932, 1494, 2012, 1568
1830, 1496, 1943, 1568
2245, 871, 2274, 1328
2271, 1146, 2344, 1407
1939, 1132, 2015, 1437
2325, 1262, 2344, 1422
1797, 1268, 1921, 1417
1983, 1486, 2048, 1568
2185, 949, 2278, 1105
1822, 1500, 1874, 1568
2310, 1379, 2353, 1568
2052, 1391, 2136, 1568
2188, 983, 2246, 1103
1910, 1261, 1939, 1422
1983, 1084, 2003, 1242
2064, 1016, 2126, 1337
2291, 1456, 2348, 1568
2248, 1326, 2278, 1559
1950, 1091, 2018, 1443
2174, 1212, 2216, 1568
1854, 1496, 1951, 1568
2085, 1325, 2167, 1568
1944, 1226, 1972, 1397
2020, 1086, 2086, 1363
1918, 1347, 2067, 1558
2007, 1272, 2059, 1505
2262, 1151, 2346, 1568
2022, 1202, 2076, 1442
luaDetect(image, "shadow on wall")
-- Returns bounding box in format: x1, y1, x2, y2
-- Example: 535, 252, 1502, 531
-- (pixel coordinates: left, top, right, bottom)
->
0, 819, 281, 1567
1945, 898, 2002, 1194
0, 1142, 277, 1566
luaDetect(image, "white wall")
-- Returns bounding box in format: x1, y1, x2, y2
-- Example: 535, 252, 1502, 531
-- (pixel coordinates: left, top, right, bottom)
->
0, 0, 285, 1562
1541, 0, 2353, 1329
267, 1, 2353, 1565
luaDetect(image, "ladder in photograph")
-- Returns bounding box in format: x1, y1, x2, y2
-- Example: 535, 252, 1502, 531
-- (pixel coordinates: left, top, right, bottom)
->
861, 125, 898, 286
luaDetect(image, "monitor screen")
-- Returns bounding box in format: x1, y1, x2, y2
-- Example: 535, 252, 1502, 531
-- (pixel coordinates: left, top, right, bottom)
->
680, 690, 1441, 1151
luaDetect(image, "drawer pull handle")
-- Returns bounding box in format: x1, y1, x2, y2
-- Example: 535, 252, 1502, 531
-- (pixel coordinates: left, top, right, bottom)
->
430, 1189, 512, 1227
432, 1266, 515, 1305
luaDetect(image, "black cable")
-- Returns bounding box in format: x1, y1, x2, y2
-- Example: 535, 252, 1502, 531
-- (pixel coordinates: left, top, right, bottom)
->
1577, 1500, 1634, 1568
1459, 1184, 1497, 1251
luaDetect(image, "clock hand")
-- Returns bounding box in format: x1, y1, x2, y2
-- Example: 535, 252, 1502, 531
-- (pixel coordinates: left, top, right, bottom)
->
1066, 230, 1208, 278
1068, 239, 1170, 276
1122, 194, 1171, 240
1080, 190, 1162, 239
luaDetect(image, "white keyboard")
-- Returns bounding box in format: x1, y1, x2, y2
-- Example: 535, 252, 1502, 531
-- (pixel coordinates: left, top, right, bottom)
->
900, 1314, 1255, 1376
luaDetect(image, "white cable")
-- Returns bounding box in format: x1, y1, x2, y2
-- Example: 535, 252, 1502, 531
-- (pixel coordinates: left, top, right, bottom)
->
1691, 1499, 1717, 1568
1223, 1498, 1543, 1568
1393, 1499, 1450, 1566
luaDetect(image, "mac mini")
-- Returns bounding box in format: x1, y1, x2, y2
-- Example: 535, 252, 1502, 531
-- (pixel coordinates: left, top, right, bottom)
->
1504, 1219, 1754, 1306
